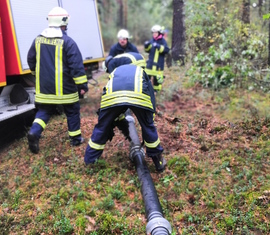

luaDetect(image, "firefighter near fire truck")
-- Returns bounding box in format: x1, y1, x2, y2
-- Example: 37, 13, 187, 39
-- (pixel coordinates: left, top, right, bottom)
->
27, 6, 88, 154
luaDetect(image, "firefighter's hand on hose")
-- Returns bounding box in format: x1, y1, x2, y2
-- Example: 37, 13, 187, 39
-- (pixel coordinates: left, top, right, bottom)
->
156, 74, 164, 84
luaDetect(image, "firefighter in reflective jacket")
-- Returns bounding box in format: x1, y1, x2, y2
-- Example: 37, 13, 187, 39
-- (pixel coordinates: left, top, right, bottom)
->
105, 52, 147, 74
109, 29, 139, 57
84, 53, 166, 172
27, 7, 88, 154
144, 25, 170, 92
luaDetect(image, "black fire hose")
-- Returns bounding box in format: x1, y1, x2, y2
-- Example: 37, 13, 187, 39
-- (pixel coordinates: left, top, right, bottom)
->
125, 112, 172, 235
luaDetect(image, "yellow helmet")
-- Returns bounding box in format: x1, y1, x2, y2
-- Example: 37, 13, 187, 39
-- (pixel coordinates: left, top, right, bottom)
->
47, 7, 70, 27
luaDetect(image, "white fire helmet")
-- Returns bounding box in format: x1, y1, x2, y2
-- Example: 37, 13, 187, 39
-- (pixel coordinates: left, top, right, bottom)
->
151, 25, 162, 33
117, 29, 130, 39
47, 7, 70, 27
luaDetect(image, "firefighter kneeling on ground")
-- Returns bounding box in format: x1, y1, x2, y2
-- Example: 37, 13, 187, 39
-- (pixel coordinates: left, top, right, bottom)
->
84, 52, 166, 172
27, 7, 88, 154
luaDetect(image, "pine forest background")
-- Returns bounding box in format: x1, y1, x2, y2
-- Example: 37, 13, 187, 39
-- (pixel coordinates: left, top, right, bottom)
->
99, 0, 270, 91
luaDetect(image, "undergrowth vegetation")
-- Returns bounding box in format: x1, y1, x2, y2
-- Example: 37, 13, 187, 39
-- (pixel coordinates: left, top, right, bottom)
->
185, 0, 270, 91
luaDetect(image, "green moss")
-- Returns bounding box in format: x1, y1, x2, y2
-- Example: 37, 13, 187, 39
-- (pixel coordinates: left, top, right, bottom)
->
74, 200, 90, 213
75, 216, 87, 230
168, 156, 190, 176
58, 187, 70, 201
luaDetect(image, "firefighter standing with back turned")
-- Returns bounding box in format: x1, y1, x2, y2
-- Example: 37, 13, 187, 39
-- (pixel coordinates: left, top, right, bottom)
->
27, 7, 88, 154
84, 52, 166, 172
144, 25, 170, 92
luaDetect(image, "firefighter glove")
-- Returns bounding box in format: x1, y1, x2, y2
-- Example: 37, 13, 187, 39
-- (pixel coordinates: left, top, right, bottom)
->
77, 83, 89, 93
144, 41, 150, 48
153, 42, 160, 49
156, 74, 164, 84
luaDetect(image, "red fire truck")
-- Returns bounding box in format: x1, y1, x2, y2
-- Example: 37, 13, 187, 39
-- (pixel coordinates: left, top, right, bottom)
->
0, 0, 104, 122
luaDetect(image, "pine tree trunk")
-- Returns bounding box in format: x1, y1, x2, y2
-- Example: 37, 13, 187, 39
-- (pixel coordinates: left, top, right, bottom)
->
117, 0, 124, 28
171, 0, 185, 66
242, 0, 250, 24
258, 0, 262, 16
123, 0, 128, 29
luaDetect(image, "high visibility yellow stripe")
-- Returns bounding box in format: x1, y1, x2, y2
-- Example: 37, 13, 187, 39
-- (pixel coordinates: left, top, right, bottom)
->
102, 90, 150, 102
101, 96, 153, 110
114, 53, 146, 67
145, 44, 152, 51
74, 75, 87, 84
89, 139, 105, 150
55, 43, 63, 96
35, 92, 79, 104
134, 67, 143, 93
114, 113, 125, 121
153, 84, 162, 91
69, 129, 81, 137
159, 45, 165, 53
154, 49, 159, 66
144, 138, 160, 148
115, 53, 136, 62
55, 45, 59, 95
107, 72, 115, 94
35, 41, 41, 94
59, 44, 63, 95
144, 68, 164, 76
33, 118, 46, 129
133, 60, 146, 67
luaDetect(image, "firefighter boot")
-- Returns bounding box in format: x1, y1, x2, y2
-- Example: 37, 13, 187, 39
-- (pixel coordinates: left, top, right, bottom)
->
71, 136, 85, 146
152, 154, 167, 172
27, 132, 39, 154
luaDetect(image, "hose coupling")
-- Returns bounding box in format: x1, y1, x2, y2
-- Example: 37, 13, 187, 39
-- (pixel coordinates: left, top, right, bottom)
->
146, 212, 172, 235
129, 145, 145, 162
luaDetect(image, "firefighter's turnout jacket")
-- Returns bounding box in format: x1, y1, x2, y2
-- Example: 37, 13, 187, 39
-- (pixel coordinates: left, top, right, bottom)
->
27, 28, 88, 142
84, 53, 163, 164
101, 64, 155, 112
144, 36, 170, 91
106, 52, 155, 112
27, 30, 88, 105
107, 52, 146, 72
109, 41, 138, 57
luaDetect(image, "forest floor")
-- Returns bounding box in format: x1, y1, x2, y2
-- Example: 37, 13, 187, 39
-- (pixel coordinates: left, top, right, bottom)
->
0, 65, 270, 234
